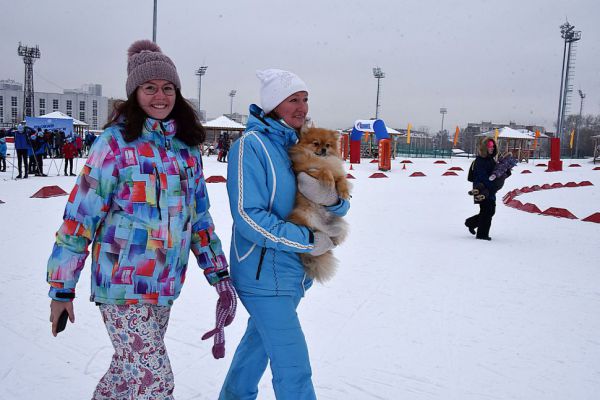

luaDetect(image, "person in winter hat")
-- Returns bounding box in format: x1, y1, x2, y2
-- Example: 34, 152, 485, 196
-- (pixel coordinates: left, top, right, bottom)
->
219, 69, 350, 399
13, 124, 31, 179
465, 137, 505, 240
46, 39, 236, 399
62, 136, 77, 176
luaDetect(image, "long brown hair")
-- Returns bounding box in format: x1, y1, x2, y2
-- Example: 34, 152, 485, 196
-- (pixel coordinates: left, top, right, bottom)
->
104, 89, 205, 146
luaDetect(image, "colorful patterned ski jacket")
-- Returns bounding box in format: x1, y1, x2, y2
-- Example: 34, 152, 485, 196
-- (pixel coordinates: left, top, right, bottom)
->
47, 118, 229, 306
226, 105, 350, 297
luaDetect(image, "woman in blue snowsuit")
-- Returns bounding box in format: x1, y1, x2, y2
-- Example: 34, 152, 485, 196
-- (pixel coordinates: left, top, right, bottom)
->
220, 69, 350, 399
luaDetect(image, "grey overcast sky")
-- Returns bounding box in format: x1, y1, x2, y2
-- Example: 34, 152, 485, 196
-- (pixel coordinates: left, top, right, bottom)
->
1, 0, 599, 132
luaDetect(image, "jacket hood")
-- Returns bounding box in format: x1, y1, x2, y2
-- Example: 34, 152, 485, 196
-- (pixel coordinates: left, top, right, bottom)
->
479, 137, 498, 158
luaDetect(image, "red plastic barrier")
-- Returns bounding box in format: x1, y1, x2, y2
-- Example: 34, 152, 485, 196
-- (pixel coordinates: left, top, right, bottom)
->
568, 164, 581, 167
520, 186, 533, 193
530, 185, 542, 191
565, 182, 578, 187
442, 171, 458, 176
594, 167, 600, 171
378, 139, 391, 171
350, 139, 361, 164
346, 173, 355, 179
578, 181, 593, 187
547, 138, 563, 171
341, 134, 349, 160
520, 203, 542, 213
551, 183, 564, 189
536, 163, 547, 167
541, 184, 553, 189
507, 199, 523, 208
448, 167, 463, 171
541, 207, 577, 219
400, 160, 413, 164
434, 160, 447, 164
370, 159, 379, 163
205, 175, 227, 183
521, 170, 532, 174
31, 186, 68, 198
582, 213, 600, 223
369, 173, 388, 178
409, 172, 426, 177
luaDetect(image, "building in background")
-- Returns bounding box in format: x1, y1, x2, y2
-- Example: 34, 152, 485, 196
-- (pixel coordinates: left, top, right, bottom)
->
462, 121, 547, 156
0, 80, 108, 130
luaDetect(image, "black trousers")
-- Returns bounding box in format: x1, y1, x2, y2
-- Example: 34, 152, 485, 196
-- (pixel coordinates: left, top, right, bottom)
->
35, 154, 43, 174
64, 158, 73, 175
465, 200, 496, 238
16, 149, 29, 176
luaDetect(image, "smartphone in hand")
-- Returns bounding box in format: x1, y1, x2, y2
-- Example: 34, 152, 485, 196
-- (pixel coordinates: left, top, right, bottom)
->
56, 310, 69, 334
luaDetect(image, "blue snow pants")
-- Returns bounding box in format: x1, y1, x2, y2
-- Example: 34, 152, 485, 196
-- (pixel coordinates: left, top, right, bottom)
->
219, 294, 316, 400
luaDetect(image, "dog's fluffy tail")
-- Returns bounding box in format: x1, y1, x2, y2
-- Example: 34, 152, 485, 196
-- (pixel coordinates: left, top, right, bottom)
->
300, 251, 339, 283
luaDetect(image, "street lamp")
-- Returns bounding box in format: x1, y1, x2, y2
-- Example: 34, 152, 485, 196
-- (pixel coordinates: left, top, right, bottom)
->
229, 90, 237, 115
195, 66, 207, 121
152, 0, 158, 43
372, 67, 385, 119
439, 107, 447, 150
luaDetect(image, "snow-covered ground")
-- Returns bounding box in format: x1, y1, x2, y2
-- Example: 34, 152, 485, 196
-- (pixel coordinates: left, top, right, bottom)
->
1, 150, 599, 400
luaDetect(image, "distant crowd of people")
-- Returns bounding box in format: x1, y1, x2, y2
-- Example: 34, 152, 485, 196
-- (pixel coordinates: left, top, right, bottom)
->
202, 132, 231, 162
0, 125, 97, 178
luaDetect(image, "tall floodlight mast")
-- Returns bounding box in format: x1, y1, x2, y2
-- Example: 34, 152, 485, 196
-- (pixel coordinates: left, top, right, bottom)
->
17, 42, 41, 118
372, 67, 385, 119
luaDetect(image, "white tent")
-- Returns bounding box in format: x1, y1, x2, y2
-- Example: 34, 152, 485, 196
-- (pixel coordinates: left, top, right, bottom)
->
39, 111, 88, 127
478, 126, 535, 140
477, 126, 548, 162
203, 115, 245, 130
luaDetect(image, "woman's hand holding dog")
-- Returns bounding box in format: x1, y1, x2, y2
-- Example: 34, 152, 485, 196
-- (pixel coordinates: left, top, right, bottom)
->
310, 231, 335, 256
297, 172, 339, 206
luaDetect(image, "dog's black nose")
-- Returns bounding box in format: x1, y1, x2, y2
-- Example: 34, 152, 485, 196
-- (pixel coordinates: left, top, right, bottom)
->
319, 148, 326, 156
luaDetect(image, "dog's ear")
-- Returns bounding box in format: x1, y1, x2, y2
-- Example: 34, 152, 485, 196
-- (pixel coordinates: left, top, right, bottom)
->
300, 123, 311, 137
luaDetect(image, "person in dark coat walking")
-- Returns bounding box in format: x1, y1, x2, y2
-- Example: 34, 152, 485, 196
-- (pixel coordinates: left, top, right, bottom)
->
465, 137, 504, 240
13, 124, 31, 179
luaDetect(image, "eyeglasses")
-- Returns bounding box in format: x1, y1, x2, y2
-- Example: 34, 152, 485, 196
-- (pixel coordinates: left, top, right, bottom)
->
139, 83, 177, 96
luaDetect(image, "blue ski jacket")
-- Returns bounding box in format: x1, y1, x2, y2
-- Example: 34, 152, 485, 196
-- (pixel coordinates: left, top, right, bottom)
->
226, 104, 350, 297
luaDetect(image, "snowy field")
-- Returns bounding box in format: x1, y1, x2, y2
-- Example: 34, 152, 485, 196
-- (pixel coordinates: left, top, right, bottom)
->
1, 149, 599, 400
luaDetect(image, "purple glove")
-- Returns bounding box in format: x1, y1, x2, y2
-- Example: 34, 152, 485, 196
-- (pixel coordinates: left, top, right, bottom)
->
202, 277, 237, 359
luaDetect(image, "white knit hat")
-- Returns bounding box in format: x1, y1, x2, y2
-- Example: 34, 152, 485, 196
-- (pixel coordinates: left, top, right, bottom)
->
256, 69, 308, 114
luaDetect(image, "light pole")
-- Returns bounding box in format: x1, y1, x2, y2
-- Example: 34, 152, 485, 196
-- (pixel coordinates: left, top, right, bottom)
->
576, 89, 585, 158
372, 67, 385, 119
229, 90, 237, 116
195, 66, 207, 121
555, 21, 581, 150
439, 107, 447, 150
152, 0, 158, 43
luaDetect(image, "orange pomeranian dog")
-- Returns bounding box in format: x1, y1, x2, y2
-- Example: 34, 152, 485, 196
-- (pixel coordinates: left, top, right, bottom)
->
287, 127, 351, 283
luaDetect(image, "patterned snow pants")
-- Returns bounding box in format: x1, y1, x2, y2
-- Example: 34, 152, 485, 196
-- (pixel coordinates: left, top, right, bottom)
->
92, 304, 175, 400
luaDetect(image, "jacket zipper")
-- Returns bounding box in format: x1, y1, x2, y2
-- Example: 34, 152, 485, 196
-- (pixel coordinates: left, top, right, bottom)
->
154, 122, 168, 220
154, 165, 162, 220
256, 248, 267, 280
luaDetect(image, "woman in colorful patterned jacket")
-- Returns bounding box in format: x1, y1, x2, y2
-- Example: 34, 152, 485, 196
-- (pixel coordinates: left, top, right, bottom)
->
219, 69, 350, 399
46, 40, 237, 400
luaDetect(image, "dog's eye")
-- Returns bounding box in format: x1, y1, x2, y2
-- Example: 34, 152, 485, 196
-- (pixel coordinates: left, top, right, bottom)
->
312, 141, 319, 147
325, 144, 330, 148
